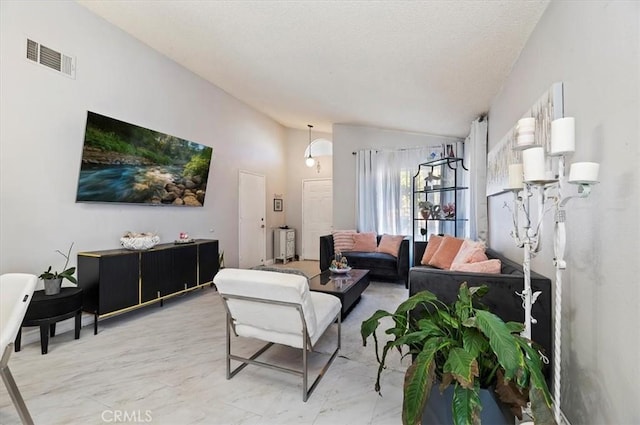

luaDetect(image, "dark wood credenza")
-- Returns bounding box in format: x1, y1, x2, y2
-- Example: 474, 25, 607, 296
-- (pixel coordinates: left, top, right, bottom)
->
78, 239, 218, 334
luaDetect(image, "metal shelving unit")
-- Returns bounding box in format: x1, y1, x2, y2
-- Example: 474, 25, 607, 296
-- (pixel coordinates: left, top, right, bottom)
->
412, 157, 468, 242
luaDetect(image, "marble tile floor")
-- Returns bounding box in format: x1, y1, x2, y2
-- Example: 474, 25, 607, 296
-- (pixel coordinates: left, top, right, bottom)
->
0, 281, 410, 425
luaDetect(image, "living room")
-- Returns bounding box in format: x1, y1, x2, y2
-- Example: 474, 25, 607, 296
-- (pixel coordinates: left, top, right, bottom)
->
1, 1, 638, 424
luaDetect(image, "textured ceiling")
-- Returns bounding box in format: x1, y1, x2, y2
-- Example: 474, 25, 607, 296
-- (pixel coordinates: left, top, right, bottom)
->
77, 0, 549, 138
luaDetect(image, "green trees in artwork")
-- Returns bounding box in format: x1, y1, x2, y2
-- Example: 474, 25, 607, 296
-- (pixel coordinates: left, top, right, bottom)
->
85, 126, 137, 155
84, 119, 212, 176
183, 147, 213, 178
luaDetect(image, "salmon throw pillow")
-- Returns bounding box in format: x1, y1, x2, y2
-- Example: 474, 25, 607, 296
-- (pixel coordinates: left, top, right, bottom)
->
450, 259, 502, 274
428, 236, 465, 269
451, 239, 488, 266
352, 232, 378, 252
420, 235, 444, 265
376, 234, 404, 257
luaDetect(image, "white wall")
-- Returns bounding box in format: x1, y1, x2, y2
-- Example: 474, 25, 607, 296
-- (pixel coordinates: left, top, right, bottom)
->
0, 1, 287, 274
332, 123, 462, 230
487, 1, 639, 423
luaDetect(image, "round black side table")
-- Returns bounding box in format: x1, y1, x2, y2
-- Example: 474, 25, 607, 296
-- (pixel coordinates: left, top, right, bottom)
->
14, 287, 83, 355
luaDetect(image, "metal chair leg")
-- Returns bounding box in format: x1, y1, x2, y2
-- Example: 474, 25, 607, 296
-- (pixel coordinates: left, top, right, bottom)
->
226, 312, 231, 379
1, 345, 34, 425
302, 323, 308, 402
303, 312, 341, 402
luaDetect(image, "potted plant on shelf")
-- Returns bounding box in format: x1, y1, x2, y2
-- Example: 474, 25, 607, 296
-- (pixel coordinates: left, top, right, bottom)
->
361, 282, 555, 425
39, 243, 77, 295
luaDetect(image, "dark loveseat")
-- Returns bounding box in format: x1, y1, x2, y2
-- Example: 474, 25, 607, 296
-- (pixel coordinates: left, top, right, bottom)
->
410, 241, 553, 381
320, 234, 410, 287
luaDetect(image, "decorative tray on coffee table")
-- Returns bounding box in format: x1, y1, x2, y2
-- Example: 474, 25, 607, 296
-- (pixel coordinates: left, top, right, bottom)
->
329, 266, 351, 274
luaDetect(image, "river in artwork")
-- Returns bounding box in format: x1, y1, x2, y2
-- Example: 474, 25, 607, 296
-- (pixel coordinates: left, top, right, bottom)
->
76, 165, 183, 203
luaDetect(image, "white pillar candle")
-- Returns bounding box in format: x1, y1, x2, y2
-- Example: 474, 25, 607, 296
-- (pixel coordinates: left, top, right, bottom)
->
522, 147, 546, 181
551, 117, 575, 155
508, 164, 524, 189
517, 133, 535, 147
517, 117, 535, 133
569, 162, 599, 182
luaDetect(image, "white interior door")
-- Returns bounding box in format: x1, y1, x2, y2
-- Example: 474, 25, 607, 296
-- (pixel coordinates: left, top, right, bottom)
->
302, 179, 333, 260
239, 170, 266, 268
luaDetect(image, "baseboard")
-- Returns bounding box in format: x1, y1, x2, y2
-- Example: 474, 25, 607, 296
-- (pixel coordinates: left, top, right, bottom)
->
265, 259, 274, 265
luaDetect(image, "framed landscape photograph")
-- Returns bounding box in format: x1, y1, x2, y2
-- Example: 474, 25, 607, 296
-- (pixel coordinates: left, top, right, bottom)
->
76, 111, 213, 206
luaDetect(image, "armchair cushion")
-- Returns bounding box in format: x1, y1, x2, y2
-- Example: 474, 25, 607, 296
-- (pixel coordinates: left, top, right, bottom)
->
215, 269, 317, 343
1, 273, 38, 350
310, 292, 343, 345
214, 268, 341, 347
1, 273, 38, 424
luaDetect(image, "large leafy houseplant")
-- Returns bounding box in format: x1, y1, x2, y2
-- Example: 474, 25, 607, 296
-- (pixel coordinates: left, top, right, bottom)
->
361, 283, 555, 425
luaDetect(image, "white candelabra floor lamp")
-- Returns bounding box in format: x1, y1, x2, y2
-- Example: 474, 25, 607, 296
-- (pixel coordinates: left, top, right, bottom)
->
504, 116, 599, 424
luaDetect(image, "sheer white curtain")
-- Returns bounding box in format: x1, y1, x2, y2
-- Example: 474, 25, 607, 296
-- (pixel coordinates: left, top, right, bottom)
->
356, 147, 433, 236
463, 117, 488, 241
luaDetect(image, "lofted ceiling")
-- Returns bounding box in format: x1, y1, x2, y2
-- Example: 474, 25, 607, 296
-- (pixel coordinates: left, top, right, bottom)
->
77, 0, 549, 138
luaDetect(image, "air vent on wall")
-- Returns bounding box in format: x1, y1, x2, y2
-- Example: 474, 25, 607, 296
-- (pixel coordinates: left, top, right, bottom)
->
25, 38, 76, 79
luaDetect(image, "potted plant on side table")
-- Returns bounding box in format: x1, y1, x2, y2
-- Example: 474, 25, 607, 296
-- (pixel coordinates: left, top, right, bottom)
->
39, 243, 77, 295
361, 282, 555, 425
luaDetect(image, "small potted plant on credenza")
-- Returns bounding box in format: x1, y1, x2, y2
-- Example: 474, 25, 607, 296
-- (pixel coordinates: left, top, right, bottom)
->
39, 243, 77, 295
361, 282, 555, 425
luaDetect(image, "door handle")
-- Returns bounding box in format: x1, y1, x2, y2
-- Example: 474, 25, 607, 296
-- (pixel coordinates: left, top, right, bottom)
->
261, 225, 265, 228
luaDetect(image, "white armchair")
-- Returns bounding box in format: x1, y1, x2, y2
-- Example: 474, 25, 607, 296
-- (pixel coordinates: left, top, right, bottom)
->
214, 268, 341, 401
1, 273, 38, 425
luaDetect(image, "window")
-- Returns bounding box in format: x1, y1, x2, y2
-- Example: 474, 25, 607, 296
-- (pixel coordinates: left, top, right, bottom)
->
356, 147, 440, 236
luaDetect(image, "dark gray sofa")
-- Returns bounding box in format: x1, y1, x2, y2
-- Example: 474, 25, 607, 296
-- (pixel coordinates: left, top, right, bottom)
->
320, 234, 410, 287
410, 241, 553, 381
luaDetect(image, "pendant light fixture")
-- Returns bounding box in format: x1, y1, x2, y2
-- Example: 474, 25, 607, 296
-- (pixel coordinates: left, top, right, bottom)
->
305, 124, 315, 167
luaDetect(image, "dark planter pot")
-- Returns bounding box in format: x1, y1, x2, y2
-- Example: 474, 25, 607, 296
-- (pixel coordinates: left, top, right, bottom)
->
43, 277, 62, 295
422, 385, 514, 425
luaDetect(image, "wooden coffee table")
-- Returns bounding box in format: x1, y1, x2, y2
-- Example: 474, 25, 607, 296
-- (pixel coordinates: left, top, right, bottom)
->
308, 269, 370, 318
